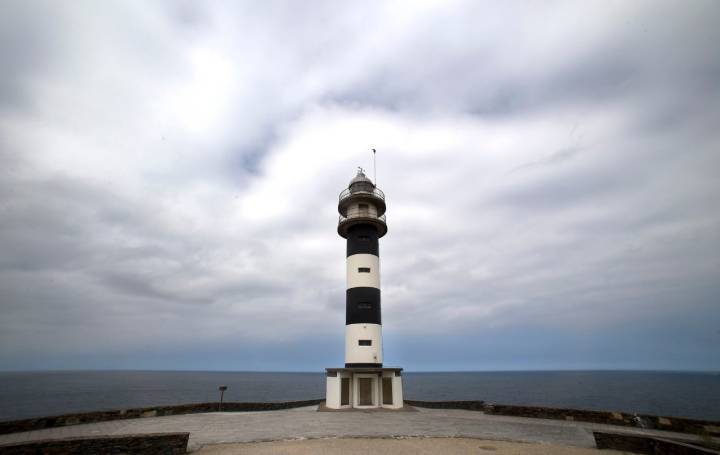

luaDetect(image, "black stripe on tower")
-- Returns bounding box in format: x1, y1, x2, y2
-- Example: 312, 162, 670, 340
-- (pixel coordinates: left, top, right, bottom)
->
346, 287, 381, 325
346, 225, 379, 257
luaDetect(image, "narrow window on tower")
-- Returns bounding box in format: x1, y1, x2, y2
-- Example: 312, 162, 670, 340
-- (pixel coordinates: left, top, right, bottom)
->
357, 302, 372, 310
358, 267, 371, 273
358, 235, 369, 241
358, 340, 372, 346
358, 203, 369, 210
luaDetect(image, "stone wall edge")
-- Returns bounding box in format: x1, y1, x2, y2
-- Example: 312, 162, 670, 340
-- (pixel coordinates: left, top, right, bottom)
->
0, 432, 190, 455
0, 399, 322, 435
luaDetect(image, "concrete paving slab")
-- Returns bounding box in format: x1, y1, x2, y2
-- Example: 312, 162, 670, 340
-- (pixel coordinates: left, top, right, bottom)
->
0, 405, 707, 452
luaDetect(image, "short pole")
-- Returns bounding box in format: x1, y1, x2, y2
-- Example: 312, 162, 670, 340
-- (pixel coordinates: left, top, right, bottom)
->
218, 385, 227, 411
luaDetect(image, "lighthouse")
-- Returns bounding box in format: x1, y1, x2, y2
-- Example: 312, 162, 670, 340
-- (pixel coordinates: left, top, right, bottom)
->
325, 168, 403, 409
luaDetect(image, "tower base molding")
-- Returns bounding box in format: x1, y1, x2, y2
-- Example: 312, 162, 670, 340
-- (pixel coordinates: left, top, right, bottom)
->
325, 367, 403, 410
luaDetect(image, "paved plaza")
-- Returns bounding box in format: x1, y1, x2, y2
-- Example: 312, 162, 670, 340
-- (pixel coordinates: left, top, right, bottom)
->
0, 405, 701, 452
195, 437, 626, 455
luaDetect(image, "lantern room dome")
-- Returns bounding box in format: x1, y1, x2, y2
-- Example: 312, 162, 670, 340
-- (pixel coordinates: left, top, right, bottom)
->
349, 170, 373, 187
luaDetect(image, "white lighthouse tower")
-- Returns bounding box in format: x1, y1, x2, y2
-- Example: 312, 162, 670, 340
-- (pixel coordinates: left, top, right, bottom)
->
325, 168, 403, 409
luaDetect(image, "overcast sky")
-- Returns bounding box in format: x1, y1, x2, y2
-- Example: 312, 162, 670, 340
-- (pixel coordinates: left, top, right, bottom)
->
1, 0, 718, 372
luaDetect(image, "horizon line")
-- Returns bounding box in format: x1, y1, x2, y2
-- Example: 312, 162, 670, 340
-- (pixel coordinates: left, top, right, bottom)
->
1, 368, 718, 374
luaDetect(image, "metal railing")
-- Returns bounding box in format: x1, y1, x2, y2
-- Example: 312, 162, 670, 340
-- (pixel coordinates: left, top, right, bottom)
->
339, 213, 387, 224
339, 186, 385, 202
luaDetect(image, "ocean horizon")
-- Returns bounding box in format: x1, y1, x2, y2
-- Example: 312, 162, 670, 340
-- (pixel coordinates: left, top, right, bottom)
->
1, 370, 718, 422
2, 368, 718, 374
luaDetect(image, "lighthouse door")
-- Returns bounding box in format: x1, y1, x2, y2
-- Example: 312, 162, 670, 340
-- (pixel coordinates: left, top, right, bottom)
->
358, 378, 373, 406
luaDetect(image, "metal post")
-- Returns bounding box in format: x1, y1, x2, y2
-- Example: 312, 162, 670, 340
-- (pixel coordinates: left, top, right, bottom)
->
218, 385, 227, 411
372, 148, 377, 186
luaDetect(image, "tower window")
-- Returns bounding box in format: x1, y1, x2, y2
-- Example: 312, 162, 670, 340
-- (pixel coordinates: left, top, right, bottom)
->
359, 340, 372, 346
358, 203, 369, 210
358, 267, 371, 273
357, 302, 372, 310
358, 235, 370, 240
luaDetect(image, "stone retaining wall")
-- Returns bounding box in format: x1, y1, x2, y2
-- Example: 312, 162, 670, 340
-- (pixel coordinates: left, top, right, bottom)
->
0, 432, 189, 455
593, 431, 720, 454
0, 399, 322, 435
404, 401, 719, 437
484, 404, 720, 437
404, 400, 485, 411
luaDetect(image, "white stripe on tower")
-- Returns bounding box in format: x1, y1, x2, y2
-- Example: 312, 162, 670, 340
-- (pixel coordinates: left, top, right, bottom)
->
346, 254, 380, 289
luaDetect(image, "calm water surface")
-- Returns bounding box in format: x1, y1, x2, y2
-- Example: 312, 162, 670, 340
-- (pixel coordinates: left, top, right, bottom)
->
0, 370, 717, 421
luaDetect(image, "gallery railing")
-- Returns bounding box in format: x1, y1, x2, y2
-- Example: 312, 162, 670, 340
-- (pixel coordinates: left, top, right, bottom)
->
338, 212, 386, 224
339, 186, 385, 203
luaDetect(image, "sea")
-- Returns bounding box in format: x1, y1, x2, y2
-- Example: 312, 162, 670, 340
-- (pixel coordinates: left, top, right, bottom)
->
0, 370, 718, 422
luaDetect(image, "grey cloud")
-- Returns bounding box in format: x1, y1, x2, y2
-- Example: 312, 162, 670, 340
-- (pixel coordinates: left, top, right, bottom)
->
492, 168, 629, 210
325, 1, 720, 125
0, 2, 59, 109
511, 146, 582, 173
98, 271, 209, 304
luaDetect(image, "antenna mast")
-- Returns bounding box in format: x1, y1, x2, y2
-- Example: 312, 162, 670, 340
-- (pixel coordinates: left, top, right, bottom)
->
372, 148, 377, 186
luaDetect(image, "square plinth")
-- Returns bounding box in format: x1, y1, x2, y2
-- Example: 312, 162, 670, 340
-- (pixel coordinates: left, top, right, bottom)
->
324, 367, 403, 409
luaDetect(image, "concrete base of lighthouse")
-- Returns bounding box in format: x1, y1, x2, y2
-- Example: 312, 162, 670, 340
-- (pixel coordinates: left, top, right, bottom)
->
325, 367, 403, 409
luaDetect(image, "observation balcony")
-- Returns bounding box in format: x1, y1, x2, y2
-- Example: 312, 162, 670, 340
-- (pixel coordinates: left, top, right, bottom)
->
338, 211, 387, 239
338, 185, 386, 217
